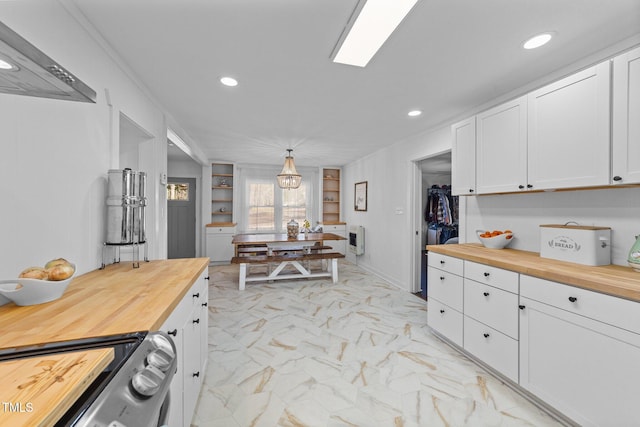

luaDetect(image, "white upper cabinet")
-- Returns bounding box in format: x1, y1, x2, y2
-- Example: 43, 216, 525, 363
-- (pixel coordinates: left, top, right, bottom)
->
451, 117, 476, 195
476, 96, 528, 194
527, 62, 611, 190
612, 46, 640, 184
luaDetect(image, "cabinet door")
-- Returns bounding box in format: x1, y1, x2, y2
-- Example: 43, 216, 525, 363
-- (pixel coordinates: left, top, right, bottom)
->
527, 62, 611, 190
519, 296, 640, 426
612, 46, 640, 184
451, 117, 476, 195
464, 316, 518, 383
199, 272, 209, 373
427, 298, 463, 347
183, 307, 203, 426
206, 226, 236, 263
476, 96, 528, 194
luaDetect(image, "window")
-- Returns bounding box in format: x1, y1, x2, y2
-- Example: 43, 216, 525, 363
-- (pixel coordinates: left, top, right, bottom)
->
241, 166, 316, 233
167, 183, 189, 201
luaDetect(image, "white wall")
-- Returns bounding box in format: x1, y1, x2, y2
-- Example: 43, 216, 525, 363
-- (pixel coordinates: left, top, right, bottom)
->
0, 1, 189, 284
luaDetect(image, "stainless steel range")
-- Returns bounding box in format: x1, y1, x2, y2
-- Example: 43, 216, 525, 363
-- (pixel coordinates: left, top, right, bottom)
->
0, 331, 177, 427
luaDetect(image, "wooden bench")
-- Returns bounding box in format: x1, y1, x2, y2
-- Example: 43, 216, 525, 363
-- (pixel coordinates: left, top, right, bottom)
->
231, 251, 345, 290
237, 244, 333, 256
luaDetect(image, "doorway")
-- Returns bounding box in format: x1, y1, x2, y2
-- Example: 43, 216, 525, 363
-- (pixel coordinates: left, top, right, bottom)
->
167, 177, 196, 258
412, 151, 453, 299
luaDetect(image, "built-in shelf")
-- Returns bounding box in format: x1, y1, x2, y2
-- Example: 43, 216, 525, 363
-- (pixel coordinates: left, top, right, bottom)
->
322, 168, 341, 223
211, 163, 234, 225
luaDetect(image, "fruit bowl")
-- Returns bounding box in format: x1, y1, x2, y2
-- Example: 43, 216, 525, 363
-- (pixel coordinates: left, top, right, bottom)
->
476, 230, 514, 249
0, 264, 76, 306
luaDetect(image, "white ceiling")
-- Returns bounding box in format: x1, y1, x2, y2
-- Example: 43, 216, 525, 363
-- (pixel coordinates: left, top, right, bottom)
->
70, 0, 640, 167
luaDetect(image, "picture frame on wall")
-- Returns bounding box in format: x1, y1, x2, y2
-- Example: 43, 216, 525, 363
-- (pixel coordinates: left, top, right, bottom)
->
354, 181, 367, 211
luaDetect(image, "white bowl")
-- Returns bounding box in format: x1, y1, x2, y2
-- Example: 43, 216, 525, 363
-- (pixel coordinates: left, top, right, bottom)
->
476, 230, 514, 249
0, 264, 76, 306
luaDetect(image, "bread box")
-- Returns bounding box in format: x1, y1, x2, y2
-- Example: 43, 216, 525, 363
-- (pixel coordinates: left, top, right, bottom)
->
540, 224, 611, 266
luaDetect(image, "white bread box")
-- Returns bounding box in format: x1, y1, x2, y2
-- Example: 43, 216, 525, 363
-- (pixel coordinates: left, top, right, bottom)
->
540, 224, 611, 266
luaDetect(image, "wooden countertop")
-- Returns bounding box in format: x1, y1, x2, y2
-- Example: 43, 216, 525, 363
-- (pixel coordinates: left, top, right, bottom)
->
0, 257, 209, 350
0, 348, 114, 427
427, 243, 640, 302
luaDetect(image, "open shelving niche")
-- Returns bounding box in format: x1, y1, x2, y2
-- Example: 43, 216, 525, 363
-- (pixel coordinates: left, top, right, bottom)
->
210, 163, 234, 225
322, 167, 342, 224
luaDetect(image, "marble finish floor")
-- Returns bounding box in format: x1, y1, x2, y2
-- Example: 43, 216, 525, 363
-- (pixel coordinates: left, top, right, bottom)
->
193, 261, 562, 427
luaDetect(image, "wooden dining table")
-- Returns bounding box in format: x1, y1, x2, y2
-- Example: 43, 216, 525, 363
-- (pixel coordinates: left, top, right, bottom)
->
231, 232, 346, 256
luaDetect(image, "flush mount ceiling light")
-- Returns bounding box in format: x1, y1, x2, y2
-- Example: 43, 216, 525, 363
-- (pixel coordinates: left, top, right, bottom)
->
220, 76, 238, 87
408, 109, 422, 117
331, 0, 418, 67
277, 149, 302, 190
523, 32, 554, 50
0, 58, 17, 70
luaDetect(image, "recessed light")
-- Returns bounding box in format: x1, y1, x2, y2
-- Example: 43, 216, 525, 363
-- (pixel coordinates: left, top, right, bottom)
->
220, 76, 238, 87
523, 32, 553, 50
0, 58, 16, 70
408, 110, 422, 117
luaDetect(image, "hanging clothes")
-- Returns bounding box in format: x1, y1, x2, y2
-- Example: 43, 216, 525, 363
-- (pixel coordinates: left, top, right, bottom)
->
425, 185, 458, 244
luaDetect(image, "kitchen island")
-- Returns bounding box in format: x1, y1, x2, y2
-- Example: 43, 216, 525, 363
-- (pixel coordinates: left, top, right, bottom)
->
0, 257, 209, 426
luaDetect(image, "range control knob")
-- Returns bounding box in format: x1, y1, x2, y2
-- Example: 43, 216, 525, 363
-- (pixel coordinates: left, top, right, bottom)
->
131, 365, 165, 397
147, 348, 175, 372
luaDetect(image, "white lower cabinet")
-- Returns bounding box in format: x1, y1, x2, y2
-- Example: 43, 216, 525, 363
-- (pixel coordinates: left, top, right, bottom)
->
519, 275, 640, 427
463, 316, 519, 382
162, 269, 209, 427
427, 253, 464, 346
206, 225, 236, 264
427, 298, 463, 347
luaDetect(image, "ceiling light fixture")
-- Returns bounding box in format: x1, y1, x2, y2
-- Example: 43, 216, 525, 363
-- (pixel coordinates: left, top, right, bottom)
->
408, 110, 422, 117
277, 149, 302, 190
523, 32, 553, 50
331, 0, 418, 67
220, 76, 238, 87
0, 58, 16, 70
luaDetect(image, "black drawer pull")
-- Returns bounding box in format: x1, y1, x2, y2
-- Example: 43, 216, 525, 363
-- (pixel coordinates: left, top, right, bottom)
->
167, 329, 177, 336
440, 309, 445, 314
483, 272, 490, 277
440, 276, 445, 281
193, 372, 200, 378
613, 176, 622, 181
193, 318, 200, 324
519, 305, 526, 310
518, 185, 524, 189
440, 260, 445, 264
204, 276, 210, 280
202, 302, 208, 307
483, 333, 490, 338
469, 188, 474, 193
483, 292, 490, 297
527, 184, 533, 188
193, 292, 200, 298
568, 296, 577, 303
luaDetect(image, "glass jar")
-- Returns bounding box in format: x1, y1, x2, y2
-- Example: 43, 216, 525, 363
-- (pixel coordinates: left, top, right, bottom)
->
287, 219, 299, 239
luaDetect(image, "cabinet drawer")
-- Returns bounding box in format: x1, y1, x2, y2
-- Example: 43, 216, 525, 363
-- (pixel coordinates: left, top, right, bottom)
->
464, 279, 519, 339
206, 226, 236, 234
520, 275, 640, 334
428, 268, 463, 311
428, 300, 463, 347
428, 253, 464, 276
322, 224, 345, 233
464, 316, 518, 383
464, 261, 518, 294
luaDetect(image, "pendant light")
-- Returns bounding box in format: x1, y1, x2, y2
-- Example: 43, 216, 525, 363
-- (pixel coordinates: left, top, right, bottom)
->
277, 149, 302, 189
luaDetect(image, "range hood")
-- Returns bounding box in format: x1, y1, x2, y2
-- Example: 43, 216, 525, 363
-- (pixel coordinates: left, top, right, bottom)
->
0, 20, 96, 103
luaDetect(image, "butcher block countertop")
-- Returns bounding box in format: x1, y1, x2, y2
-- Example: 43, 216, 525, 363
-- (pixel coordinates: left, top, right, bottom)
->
427, 243, 640, 302
0, 257, 209, 350
0, 348, 114, 427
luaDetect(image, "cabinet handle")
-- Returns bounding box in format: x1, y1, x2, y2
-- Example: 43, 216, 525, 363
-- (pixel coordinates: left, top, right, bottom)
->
518, 185, 524, 189
469, 189, 474, 193
483, 272, 490, 277
204, 276, 210, 281
519, 305, 526, 310
568, 296, 577, 303
483, 333, 490, 338
193, 293, 200, 298
440, 309, 445, 314
193, 318, 200, 324
202, 302, 208, 307
613, 176, 622, 181
483, 292, 490, 297
440, 260, 445, 265
440, 276, 445, 281
527, 184, 533, 188
193, 372, 200, 378
167, 329, 177, 336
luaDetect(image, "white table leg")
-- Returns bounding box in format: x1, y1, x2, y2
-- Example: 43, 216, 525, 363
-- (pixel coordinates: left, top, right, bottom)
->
331, 258, 338, 283
239, 263, 247, 290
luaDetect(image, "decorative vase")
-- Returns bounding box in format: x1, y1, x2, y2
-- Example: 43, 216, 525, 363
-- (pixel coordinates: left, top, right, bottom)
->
287, 219, 299, 239
628, 235, 640, 272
